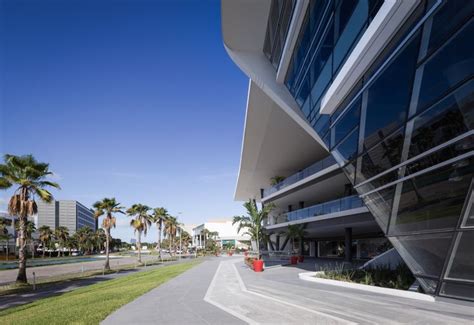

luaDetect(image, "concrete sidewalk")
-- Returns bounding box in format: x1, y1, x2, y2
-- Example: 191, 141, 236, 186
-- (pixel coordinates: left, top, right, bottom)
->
102, 258, 244, 325
103, 258, 474, 324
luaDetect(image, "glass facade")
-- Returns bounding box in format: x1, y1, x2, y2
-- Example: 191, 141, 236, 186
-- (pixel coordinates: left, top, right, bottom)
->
264, 0, 474, 300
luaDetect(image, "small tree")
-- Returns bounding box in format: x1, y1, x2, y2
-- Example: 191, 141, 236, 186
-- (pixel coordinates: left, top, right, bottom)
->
38, 225, 53, 258
284, 224, 305, 255
127, 204, 152, 264
233, 200, 274, 259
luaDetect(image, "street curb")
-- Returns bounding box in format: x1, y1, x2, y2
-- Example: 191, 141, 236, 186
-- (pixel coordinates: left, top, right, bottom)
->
298, 272, 435, 302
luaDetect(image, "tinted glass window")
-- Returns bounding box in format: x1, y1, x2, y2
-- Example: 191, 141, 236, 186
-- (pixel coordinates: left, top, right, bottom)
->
391, 232, 453, 277
408, 79, 474, 158
445, 231, 474, 281
363, 32, 420, 151
333, 98, 361, 147
417, 19, 474, 112
390, 157, 474, 235
440, 281, 474, 300
333, 127, 359, 164
426, 1, 474, 56
357, 127, 404, 185
362, 187, 395, 229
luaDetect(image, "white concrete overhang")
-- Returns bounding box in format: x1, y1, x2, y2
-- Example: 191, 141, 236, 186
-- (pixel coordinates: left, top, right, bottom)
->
320, 0, 421, 114
221, 0, 330, 201
234, 81, 328, 201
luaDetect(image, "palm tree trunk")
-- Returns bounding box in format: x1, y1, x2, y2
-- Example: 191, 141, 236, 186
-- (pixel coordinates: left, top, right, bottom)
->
42, 241, 45, 258
16, 217, 28, 283
156, 222, 162, 258
137, 231, 142, 263
104, 228, 110, 270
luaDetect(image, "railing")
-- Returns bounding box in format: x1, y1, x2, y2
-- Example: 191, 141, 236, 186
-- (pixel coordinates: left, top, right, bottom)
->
263, 155, 337, 198
273, 195, 364, 224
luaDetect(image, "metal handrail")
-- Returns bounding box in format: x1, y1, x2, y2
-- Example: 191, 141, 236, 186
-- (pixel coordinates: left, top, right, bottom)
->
263, 155, 337, 197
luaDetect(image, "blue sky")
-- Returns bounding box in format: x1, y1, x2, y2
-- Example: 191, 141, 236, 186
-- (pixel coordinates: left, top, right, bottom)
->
0, 0, 248, 242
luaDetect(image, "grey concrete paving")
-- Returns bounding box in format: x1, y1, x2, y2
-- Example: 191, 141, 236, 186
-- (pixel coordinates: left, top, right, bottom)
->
102, 257, 245, 325
103, 258, 474, 324
0, 257, 194, 310
237, 261, 474, 324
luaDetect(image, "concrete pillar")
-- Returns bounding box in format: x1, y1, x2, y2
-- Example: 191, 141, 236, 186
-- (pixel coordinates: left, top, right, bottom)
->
345, 227, 353, 262
310, 241, 316, 257
276, 234, 280, 251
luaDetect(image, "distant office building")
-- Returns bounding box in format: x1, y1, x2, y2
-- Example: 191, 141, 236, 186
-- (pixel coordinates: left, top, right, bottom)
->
36, 200, 96, 233
130, 238, 137, 245
192, 219, 250, 249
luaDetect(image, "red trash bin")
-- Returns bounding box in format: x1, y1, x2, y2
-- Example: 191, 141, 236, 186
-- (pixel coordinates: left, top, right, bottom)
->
253, 259, 264, 272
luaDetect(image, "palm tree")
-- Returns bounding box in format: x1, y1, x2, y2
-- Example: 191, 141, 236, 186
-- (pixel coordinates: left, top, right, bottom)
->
284, 224, 305, 254
200, 228, 210, 250
54, 226, 69, 257
65, 235, 77, 256
179, 230, 192, 253
16, 220, 37, 259
233, 200, 274, 259
151, 207, 168, 256
93, 198, 124, 270
164, 216, 178, 255
38, 225, 53, 258
127, 204, 152, 264
94, 229, 106, 253
0, 154, 60, 283
75, 226, 94, 254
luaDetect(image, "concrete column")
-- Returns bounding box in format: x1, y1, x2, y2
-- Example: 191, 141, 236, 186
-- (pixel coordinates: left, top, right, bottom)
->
309, 241, 316, 257
345, 227, 353, 262
276, 234, 280, 251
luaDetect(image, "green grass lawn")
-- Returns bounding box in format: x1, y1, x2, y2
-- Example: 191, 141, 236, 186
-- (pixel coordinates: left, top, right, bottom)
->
0, 260, 201, 325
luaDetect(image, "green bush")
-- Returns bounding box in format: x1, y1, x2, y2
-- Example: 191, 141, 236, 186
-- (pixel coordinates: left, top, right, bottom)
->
319, 263, 415, 290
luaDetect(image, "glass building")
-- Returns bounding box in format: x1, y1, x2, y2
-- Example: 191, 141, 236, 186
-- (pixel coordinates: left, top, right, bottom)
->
223, 0, 473, 301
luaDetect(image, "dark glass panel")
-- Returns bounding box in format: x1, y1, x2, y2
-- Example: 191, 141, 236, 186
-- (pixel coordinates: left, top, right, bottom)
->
445, 231, 474, 281
390, 157, 474, 235
357, 127, 405, 185
462, 191, 474, 228
390, 232, 453, 277
361, 187, 395, 230
333, 127, 359, 164
427, 1, 474, 56
333, 0, 368, 72
417, 19, 474, 112
408, 79, 474, 158
363, 32, 420, 151
313, 113, 330, 138
333, 98, 361, 146
406, 136, 474, 176
440, 281, 474, 301
341, 158, 356, 184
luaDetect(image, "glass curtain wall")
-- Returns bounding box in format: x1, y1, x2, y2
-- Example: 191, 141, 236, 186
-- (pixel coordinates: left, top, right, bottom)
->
269, 0, 474, 300
313, 1, 473, 300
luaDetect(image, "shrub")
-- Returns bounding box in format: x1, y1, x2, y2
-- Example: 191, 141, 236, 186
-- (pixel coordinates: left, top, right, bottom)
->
318, 263, 415, 290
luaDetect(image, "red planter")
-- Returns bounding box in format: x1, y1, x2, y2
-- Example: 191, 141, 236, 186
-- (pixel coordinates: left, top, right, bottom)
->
244, 251, 249, 257
253, 259, 264, 272
298, 255, 304, 263
228, 252, 233, 256
290, 256, 298, 265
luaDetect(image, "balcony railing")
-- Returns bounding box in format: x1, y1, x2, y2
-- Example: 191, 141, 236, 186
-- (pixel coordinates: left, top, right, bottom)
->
272, 195, 365, 225
263, 155, 337, 198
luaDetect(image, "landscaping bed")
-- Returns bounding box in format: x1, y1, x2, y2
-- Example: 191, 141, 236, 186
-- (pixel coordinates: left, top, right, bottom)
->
317, 264, 415, 290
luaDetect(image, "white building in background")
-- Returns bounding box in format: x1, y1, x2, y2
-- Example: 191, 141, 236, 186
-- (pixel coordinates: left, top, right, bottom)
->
0, 211, 18, 256
192, 219, 250, 249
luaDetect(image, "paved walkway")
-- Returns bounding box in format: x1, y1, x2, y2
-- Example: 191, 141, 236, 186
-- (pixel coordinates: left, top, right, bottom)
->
102, 258, 244, 324
103, 257, 474, 324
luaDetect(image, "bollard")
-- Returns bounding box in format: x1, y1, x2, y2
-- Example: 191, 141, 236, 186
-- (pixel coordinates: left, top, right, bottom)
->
145, 260, 147, 268
32, 272, 36, 291
103, 267, 105, 276
81, 265, 84, 274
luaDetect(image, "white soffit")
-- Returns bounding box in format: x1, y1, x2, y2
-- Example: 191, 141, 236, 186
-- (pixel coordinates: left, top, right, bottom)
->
234, 81, 327, 201
320, 0, 420, 114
